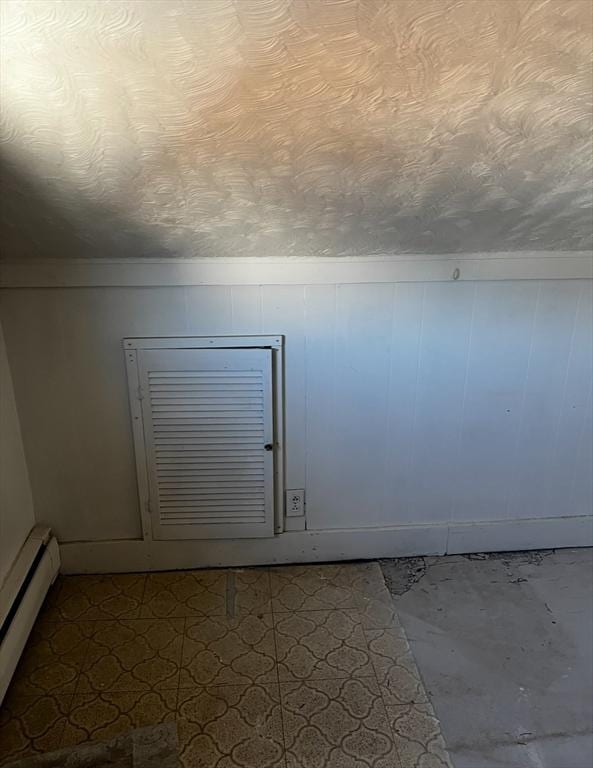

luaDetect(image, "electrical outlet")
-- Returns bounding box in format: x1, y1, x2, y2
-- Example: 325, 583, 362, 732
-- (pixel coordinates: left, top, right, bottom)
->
286, 489, 305, 517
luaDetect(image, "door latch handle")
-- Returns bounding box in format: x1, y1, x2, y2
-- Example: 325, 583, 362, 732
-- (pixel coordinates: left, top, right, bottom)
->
264, 443, 274, 451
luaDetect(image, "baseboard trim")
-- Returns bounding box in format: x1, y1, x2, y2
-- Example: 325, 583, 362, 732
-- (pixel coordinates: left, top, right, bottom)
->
446, 514, 593, 554
1, 252, 591, 288
58, 515, 593, 573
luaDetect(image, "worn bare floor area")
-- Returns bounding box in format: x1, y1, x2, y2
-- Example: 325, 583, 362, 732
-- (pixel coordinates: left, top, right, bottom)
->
381, 548, 593, 768
0, 562, 451, 768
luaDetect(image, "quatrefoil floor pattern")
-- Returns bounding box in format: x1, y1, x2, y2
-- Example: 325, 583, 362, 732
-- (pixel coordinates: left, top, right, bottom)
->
0, 563, 452, 768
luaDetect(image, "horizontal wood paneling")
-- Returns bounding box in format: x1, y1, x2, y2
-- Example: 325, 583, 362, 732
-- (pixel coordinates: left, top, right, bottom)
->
0, 278, 591, 548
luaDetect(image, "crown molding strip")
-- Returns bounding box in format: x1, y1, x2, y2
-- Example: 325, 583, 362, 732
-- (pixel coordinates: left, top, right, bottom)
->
0, 252, 591, 288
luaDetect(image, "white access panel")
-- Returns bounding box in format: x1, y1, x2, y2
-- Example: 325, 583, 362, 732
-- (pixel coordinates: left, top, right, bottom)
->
136, 346, 275, 540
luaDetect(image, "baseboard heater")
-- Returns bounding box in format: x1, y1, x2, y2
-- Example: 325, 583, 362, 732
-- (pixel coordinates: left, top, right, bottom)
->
0, 525, 60, 704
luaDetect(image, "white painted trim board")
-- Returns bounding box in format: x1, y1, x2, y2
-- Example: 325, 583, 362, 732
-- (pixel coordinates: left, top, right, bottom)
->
58, 514, 593, 573
1, 252, 591, 287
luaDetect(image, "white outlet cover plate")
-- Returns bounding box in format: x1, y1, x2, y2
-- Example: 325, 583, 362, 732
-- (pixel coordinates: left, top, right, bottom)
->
286, 489, 305, 517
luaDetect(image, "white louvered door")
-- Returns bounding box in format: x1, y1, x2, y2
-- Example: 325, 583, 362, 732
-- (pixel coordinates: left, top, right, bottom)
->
137, 347, 274, 540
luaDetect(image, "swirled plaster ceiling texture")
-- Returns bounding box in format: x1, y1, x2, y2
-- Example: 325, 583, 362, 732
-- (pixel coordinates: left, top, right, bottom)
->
0, 0, 591, 261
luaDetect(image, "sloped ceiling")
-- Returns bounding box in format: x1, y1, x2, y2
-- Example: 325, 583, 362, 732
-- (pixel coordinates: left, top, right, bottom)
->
0, 0, 591, 261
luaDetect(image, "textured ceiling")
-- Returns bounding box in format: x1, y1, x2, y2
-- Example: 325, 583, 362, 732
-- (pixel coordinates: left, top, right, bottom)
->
0, 0, 592, 261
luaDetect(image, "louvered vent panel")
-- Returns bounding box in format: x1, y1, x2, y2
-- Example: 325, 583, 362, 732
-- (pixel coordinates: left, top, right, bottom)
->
148, 370, 266, 525
134, 346, 275, 540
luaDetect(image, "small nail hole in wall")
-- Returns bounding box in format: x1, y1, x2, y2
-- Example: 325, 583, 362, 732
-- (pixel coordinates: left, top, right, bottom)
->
452, 268, 461, 280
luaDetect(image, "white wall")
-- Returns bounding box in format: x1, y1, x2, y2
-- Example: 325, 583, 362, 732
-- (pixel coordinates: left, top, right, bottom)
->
0, 318, 35, 586
0, 276, 591, 570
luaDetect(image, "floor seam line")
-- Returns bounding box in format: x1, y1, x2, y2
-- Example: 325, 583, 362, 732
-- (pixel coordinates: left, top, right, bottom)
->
72, 622, 96, 697
268, 568, 288, 764
176, 615, 187, 706
137, 572, 149, 613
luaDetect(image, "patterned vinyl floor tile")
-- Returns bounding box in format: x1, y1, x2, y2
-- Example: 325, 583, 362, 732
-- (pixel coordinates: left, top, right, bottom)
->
0, 693, 71, 766
229, 568, 272, 614
386, 703, 453, 768
177, 684, 285, 768
180, 613, 277, 687
8, 622, 94, 697
140, 570, 227, 619
77, 619, 184, 693
366, 628, 429, 707
349, 563, 403, 630
270, 564, 363, 612
281, 677, 401, 768
1, 562, 453, 768
140, 568, 271, 618
40, 574, 146, 622
59, 690, 178, 749
274, 609, 375, 681
356, 594, 402, 631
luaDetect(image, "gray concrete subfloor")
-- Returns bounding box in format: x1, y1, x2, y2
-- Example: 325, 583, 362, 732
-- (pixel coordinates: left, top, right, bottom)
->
381, 548, 593, 768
